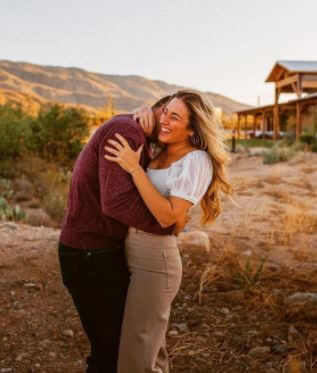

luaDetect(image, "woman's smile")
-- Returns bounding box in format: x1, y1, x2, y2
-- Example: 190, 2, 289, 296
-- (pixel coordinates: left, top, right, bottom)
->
159, 127, 172, 136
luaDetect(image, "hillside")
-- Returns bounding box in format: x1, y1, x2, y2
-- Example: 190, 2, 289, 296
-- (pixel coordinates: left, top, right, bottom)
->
0, 60, 251, 115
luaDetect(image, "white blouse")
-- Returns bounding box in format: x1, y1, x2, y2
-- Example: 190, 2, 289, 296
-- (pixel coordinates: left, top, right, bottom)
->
147, 150, 213, 205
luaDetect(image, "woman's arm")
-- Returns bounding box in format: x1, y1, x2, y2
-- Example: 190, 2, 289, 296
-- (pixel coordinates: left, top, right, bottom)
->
104, 133, 193, 228
131, 170, 192, 228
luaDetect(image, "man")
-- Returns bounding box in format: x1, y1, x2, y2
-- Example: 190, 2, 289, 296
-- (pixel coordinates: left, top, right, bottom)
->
58, 96, 178, 373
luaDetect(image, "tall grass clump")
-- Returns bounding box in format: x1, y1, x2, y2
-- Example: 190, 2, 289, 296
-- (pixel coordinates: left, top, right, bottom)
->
263, 143, 298, 164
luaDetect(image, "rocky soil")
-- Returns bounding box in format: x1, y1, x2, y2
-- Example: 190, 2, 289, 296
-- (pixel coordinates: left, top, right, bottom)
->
0, 152, 317, 372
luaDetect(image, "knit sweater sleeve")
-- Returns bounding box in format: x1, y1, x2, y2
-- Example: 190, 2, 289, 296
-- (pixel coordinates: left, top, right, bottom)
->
99, 118, 174, 235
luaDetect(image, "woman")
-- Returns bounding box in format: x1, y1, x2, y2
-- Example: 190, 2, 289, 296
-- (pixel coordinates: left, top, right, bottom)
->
105, 89, 232, 373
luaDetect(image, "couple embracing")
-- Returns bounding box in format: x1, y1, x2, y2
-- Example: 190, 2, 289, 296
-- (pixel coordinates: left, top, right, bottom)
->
58, 89, 232, 372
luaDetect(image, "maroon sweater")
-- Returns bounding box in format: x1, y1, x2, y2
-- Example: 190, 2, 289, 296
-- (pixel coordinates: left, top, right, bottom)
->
59, 114, 173, 249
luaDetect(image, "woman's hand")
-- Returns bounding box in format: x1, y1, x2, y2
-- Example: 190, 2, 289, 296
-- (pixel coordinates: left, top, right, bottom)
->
132, 107, 155, 137
104, 133, 144, 175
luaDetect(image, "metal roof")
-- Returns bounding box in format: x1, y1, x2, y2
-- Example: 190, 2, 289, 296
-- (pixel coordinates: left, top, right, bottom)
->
266, 60, 317, 82
278, 60, 317, 72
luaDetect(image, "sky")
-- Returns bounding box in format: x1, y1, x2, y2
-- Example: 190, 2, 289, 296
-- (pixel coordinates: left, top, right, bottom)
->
1, 0, 317, 106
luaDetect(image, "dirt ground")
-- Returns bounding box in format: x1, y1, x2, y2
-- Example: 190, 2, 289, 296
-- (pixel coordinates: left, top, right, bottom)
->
0, 152, 317, 372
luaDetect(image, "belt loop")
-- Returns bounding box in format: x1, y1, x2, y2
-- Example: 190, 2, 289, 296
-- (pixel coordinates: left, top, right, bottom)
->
135, 228, 138, 234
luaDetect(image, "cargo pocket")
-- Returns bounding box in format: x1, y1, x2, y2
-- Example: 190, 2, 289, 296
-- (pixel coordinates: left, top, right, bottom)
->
162, 250, 182, 292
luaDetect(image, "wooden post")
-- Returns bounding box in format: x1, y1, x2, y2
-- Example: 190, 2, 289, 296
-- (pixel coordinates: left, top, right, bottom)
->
273, 88, 280, 140
296, 101, 301, 140
244, 115, 248, 139
297, 75, 302, 97
253, 115, 256, 137
237, 114, 240, 139
262, 111, 266, 139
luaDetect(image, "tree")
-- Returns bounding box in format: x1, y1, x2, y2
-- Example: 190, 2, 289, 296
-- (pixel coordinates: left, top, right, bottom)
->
31, 104, 89, 163
0, 104, 33, 158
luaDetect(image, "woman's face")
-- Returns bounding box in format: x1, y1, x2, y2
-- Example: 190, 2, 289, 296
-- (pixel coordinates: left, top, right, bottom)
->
158, 98, 194, 144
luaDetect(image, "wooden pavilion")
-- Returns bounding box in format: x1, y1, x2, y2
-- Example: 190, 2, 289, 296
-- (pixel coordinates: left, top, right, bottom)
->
236, 61, 317, 140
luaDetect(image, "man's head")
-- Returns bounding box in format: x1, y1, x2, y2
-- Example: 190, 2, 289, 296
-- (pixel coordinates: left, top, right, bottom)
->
150, 95, 171, 143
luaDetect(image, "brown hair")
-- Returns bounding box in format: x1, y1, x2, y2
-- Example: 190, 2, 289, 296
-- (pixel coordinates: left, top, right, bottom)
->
169, 89, 233, 225
152, 95, 171, 110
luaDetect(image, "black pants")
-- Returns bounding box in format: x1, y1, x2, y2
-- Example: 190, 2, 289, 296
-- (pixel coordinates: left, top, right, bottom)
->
58, 242, 130, 373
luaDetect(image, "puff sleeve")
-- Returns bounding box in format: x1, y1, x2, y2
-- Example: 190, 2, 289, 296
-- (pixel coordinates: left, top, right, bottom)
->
168, 150, 213, 205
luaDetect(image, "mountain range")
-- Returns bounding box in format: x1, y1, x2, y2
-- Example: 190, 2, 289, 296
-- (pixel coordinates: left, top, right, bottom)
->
0, 60, 251, 115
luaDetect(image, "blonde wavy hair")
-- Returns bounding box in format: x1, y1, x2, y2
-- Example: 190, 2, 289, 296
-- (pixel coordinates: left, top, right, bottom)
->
169, 89, 233, 225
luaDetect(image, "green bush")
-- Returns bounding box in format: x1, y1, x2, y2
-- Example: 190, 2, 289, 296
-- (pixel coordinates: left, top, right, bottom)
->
263, 145, 297, 164
0, 177, 25, 221
0, 103, 89, 224
0, 158, 17, 178
282, 132, 296, 146
31, 104, 89, 163
0, 105, 34, 158
0, 103, 89, 165
300, 132, 316, 145
233, 139, 276, 148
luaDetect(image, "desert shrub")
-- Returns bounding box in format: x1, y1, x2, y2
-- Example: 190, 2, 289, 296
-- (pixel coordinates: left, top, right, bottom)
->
0, 103, 89, 165
0, 177, 13, 199
26, 160, 71, 222
282, 131, 296, 146
263, 144, 297, 164
30, 104, 89, 163
234, 256, 267, 288
299, 130, 317, 153
233, 139, 275, 148
300, 132, 316, 145
262, 148, 280, 164
6, 156, 71, 224
0, 105, 34, 158
0, 158, 17, 178
280, 205, 317, 245
0, 177, 25, 221
0, 197, 25, 221
42, 189, 68, 222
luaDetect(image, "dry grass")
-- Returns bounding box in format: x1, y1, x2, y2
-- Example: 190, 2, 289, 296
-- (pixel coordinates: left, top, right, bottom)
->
288, 179, 315, 195
301, 166, 317, 175
280, 205, 317, 245
263, 175, 284, 185
233, 179, 265, 193
283, 354, 306, 373
263, 187, 294, 204
15, 155, 70, 223
197, 233, 268, 304
291, 236, 311, 262
173, 224, 317, 372
263, 187, 307, 209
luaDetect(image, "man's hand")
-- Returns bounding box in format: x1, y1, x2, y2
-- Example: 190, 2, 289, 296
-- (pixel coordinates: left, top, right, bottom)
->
172, 213, 189, 237
132, 107, 155, 137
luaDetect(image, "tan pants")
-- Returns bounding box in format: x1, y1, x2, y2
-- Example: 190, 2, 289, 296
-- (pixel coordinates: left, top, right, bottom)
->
117, 228, 182, 373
